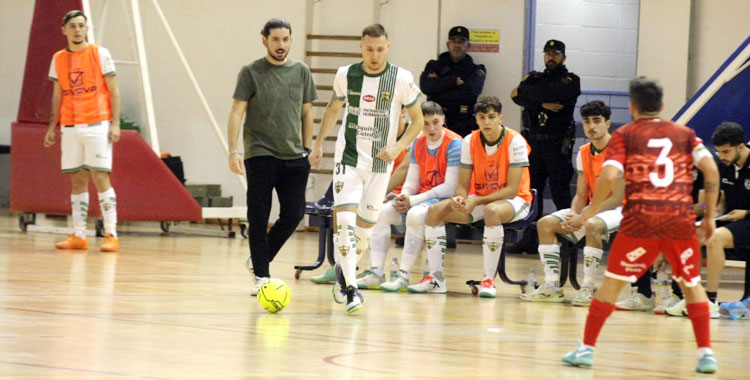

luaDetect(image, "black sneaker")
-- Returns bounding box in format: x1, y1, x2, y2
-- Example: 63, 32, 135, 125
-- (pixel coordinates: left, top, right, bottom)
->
345, 285, 364, 314
332, 263, 347, 304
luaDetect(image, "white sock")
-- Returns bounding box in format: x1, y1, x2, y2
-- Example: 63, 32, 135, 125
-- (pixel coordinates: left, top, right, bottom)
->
424, 225, 446, 274
98, 187, 117, 237
482, 225, 504, 279
582, 246, 603, 287
71, 193, 89, 238
369, 232, 389, 276
336, 211, 357, 287
538, 244, 561, 285
354, 224, 373, 255
400, 232, 423, 272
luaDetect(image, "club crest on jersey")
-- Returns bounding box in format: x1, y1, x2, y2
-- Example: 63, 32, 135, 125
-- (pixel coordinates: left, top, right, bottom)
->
335, 181, 344, 193
626, 247, 646, 262
425, 239, 435, 249
363, 94, 376, 102
380, 91, 391, 102
745, 178, 750, 190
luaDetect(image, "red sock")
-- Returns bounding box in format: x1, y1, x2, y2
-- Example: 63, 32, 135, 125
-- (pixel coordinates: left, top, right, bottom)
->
583, 298, 615, 347
686, 302, 711, 348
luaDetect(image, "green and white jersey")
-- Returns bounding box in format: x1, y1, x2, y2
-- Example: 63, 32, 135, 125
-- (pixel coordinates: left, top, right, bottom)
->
333, 62, 421, 173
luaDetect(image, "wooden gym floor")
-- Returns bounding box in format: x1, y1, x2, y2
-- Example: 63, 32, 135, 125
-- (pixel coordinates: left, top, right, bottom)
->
0, 213, 748, 379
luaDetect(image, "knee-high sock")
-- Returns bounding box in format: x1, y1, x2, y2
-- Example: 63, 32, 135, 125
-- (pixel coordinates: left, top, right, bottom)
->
424, 225, 447, 274
582, 246, 603, 287
538, 244, 561, 285
370, 206, 399, 275
583, 298, 615, 347
71, 192, 89, 238
336, 211, 357, 287
687, 302, 711, 348
98, 188, 117, 237
354, 224, 374, 256
400, 232, 424, 272
482, 226, 504, 279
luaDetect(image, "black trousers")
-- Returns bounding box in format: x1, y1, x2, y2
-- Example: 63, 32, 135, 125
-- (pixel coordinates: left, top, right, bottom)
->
245, 156, 310, 278
528, 139, 573, 221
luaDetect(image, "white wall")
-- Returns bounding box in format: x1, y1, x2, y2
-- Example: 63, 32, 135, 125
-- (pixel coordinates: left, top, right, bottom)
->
636, 0, 691, 119
536, 0, 639, 92
0, 0, 34, 145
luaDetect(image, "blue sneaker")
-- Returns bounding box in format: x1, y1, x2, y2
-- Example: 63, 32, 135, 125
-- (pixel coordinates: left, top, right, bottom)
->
562, 343, 594, 367
345, 285, 365, 314
332, 264, 347, 304
696, 352, 717, 373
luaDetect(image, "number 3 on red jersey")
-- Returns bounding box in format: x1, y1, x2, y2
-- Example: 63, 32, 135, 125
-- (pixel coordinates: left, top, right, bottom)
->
647, 138, 674, 187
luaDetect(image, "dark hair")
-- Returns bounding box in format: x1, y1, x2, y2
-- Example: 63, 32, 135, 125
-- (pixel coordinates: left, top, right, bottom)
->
362, 23, 388, 39
580, 100, 611, 120
629, 77, 663, 113
711, 121, 746, 146
421, 101, 444, 116
261, 18, 292, 37
474, 96, 502, 114
62, 10, 86, 26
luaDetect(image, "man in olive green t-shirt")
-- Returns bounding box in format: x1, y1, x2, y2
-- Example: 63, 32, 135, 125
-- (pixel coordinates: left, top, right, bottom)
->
227, 18, 317, 296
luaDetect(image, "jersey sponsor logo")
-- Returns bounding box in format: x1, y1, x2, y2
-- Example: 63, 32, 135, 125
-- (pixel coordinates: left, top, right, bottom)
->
722, 178, 734, 185
69, 71, 84, 87
366, 204, 375, 210
425, 170, 440, 188
359, 108, 390, 118
620, 261, 648, 273
625, 247, 647, 262
680, 248, 695, 276
356, 125, 383, 141
347, 89, 361, 96
348, 106, 359, 116
363, 94, 376, 102
745, 178, 750, 190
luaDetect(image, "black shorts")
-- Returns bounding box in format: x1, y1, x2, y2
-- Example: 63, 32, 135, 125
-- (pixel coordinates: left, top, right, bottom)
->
724, 219, 750, 251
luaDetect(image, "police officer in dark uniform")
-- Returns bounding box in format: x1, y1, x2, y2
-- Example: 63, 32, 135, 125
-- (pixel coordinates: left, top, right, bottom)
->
509, 39, 581, 253
420, 26, 486, 138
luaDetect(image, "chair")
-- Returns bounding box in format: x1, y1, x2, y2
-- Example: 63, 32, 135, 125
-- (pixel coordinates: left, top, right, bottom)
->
293, 183, 335, 279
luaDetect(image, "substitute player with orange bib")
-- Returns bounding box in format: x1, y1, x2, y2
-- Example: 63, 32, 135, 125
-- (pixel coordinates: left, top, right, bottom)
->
44, 10, 121, 252
424, 96, 532, 298
355, 101, 462, 292
522, 101, 624, 306
562, 77, 720, 373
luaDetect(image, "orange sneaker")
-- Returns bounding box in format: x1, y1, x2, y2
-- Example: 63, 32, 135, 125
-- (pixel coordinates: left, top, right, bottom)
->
100, 233, 119, 252
55, 234, 88, 250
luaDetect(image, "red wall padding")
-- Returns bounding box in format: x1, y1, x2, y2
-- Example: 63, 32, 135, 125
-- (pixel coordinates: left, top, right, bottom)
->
10, 123, 202, 222
17, 0, 82, 123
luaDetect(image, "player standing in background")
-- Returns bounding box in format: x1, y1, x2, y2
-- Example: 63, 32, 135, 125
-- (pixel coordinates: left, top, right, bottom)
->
44, 10, 121, 252
309, 24, 424, 314
562, 77, 720, 374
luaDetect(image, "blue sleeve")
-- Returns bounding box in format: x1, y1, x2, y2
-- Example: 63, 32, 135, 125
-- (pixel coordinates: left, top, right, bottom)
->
446, 138, 462, 167
409, 140, 418, 164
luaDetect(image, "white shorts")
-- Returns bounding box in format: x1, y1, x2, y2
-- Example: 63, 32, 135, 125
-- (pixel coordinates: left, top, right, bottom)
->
551, 206, 622, 243
468, 195, 531, 224
333, 164, 390, 224
61, 121, 112, 173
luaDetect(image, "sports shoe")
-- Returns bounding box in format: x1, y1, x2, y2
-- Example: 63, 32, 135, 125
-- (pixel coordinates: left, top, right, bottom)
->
332, 264, 347, 303
407, 272, 447, 294
311, 266, 336, 284
356, 268, 385, 290
562, 342, 594, 367
345, 285, 365, 314
478, 277, 496, 298
55, 234, 88, 250
615, 289, 655, 311
571, 284, 594, 307
521, 282, 565, 302
380, 270, 410, 292
250, 276, 269, 296
696, 352, 717, 373
100, 233, 119, 252
654, 293, 681, 314
666, 298, 721, 319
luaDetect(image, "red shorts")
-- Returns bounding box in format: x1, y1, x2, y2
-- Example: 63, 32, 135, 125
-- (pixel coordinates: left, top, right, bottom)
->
605, 233, 701, 287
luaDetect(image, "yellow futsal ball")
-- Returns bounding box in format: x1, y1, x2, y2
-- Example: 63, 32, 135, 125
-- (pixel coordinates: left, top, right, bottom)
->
258, 278, 291, 313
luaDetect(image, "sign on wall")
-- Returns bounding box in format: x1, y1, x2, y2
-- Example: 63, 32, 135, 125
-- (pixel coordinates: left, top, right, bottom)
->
468, 29, 500, 53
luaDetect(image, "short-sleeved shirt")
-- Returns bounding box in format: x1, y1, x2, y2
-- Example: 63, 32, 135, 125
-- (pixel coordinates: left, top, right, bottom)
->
48, 44, 116, 125
717, 144, 750, 211
603, 117, 712, 240
233, 58, 317, 160
333, 62, 421, 173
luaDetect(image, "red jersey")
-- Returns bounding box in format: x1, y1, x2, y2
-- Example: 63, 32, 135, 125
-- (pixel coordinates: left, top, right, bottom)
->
605, 117, 702, 240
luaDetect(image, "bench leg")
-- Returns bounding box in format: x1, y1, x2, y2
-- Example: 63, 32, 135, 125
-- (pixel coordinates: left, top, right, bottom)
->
294, 216, 331, 278
559, 240, 570, 288
743, 255, 750, 300
568, 245, 581, 290
497, 244, 528, 289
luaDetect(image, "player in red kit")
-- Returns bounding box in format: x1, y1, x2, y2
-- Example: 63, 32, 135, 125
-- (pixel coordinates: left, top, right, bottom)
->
562, 77, 720, 374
